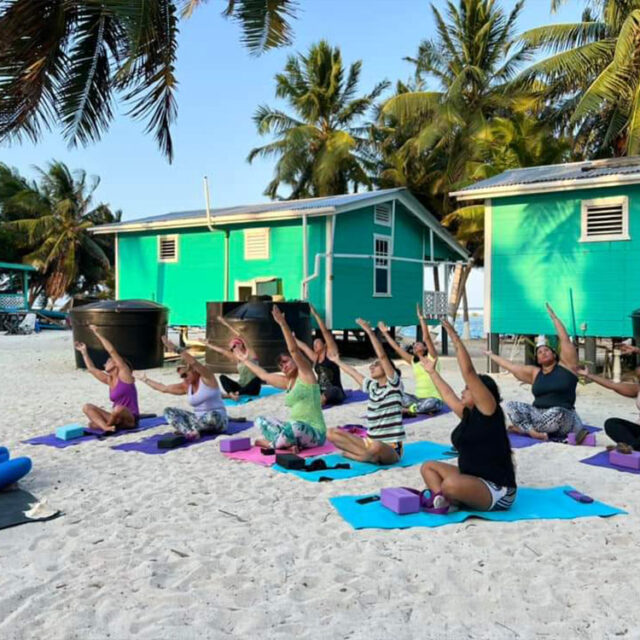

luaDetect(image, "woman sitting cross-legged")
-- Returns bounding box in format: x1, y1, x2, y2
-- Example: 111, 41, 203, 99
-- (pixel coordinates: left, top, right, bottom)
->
206, 317, 262, 401
136, 337, 228, 441
75, 324, 139, 432
294, 303, 346, 407
326, 318, 405, 465
229, 305, 326, 452
420, 320, 517, 513
377, 304, 443, 416
576, 350, 640, 452
486, 302, 583, 441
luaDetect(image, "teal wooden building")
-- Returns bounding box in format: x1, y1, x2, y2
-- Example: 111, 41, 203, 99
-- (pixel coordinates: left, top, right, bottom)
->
92, 188, 468, 329
451, 157, 640, 345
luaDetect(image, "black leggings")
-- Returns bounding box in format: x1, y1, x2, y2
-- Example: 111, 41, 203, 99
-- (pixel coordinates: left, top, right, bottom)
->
605, 417, 640, 450
220, 374, 262, 397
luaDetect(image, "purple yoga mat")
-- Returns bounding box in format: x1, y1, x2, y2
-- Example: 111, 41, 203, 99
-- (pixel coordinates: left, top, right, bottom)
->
508, 425, 601, 449
322, 389, 368, 409
23, 416, 168, 449
110, 420, 253, 455
580, 450, 640, 475
359, 405, 452, 425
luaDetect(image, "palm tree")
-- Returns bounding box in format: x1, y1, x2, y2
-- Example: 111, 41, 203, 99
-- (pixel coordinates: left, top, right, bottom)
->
378, 0, 531, 214
0, 0, 298, 162
0, 161, 119, 303
518, 0, 640, 156
248, 40, 389, 199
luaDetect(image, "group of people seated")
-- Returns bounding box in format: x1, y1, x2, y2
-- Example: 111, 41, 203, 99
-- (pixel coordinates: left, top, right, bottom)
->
74, 301, 640, 515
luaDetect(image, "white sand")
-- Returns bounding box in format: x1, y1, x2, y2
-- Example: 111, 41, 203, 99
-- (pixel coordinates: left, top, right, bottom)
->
1, 332, 639, 639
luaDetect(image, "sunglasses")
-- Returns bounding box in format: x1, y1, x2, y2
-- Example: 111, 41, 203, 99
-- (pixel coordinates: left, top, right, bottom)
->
180, 373, 188, 379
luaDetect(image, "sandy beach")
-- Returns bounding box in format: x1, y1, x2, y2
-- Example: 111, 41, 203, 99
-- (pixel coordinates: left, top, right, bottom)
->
1, 331, 639, 640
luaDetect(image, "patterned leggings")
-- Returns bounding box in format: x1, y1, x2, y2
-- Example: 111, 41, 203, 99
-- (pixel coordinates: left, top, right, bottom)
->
505, 401, 582, 438
256, 416, 326, 449
164, 407, 228, 438
401, 392, 443, 414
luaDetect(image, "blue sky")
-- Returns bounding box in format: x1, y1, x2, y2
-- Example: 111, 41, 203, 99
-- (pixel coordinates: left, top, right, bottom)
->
1, 0, 584, 221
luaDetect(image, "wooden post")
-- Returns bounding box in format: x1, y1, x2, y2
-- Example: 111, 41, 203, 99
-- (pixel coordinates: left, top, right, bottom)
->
441, 326, 448, 356
584, 337, 596, 373
524, 335, 536, 365
342, 330, 348, 349
416, 323, 422, 342
488, 333, 499, 373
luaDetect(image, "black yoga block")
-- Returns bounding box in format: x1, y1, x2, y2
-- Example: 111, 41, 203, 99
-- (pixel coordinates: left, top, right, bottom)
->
275, 453, 305, 469
158, 435, 187, 449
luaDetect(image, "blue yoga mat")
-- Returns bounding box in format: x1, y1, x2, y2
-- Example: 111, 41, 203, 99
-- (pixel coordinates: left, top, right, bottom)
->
223, 386, 283, 406
330, 485, 626, 530
273, 441, 456, 482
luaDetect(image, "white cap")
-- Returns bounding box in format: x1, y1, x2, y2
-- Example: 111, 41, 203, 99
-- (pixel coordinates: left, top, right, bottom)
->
535, 334, 547, 348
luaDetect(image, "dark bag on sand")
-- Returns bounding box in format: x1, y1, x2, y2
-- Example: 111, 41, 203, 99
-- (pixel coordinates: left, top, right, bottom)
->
157, 435, 187, 450
275, 453, 306, 469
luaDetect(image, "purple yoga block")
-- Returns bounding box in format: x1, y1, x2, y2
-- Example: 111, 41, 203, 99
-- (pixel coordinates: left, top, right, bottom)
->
567, 433, 596, 446
609, 449, 640, 470
219, 438, 251, 453
381, 488, 421, 515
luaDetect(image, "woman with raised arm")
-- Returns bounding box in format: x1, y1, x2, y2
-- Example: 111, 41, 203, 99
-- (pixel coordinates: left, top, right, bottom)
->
486, 302, 583, 441
207, 317, 262, 400
230, 305, 326, 451
576, 351, 640, 452
146, 337, 228, 440
377, 304, 443, 416
75, 324, 139, 432
294, 303, 346, 406
420, 321, 516, 513
326, 318, 405, 464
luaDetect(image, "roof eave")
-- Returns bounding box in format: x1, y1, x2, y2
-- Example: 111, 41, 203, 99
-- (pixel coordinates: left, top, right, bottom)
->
450, 172, 640, 201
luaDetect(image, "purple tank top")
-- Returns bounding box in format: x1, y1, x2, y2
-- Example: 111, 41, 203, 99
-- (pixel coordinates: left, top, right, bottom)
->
109, 378, 140, 417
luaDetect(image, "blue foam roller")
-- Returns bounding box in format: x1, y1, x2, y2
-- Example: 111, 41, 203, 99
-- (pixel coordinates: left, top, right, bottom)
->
0, 447, 8, 464
55, 424, 85, 441
0, 457, 32, 489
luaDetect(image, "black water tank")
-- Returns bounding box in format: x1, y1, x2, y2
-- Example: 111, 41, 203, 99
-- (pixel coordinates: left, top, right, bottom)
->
70, 299, 168, 370
206, 299, 311, 373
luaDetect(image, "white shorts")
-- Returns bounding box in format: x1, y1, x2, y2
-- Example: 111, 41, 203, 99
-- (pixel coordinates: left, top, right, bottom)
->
479, 479, 517, 511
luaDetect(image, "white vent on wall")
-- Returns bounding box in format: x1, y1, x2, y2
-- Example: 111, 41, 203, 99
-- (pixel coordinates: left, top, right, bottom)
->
244, 228, 270, 260
374, 202, 392, 226
580, 197, 630, 242
158, 235, 178, 262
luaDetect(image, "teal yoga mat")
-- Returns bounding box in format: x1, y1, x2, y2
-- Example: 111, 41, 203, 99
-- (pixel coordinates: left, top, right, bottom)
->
330, 485, 626, 530
223, 386, 283, 406
273, 441, 456, 482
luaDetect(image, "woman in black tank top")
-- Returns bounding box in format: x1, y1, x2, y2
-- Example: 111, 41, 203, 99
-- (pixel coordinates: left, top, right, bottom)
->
419, 321, 516, 513
486, 303, 583, 441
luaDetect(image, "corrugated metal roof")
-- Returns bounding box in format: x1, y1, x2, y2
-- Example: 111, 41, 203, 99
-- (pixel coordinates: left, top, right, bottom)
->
101, 188, 406, 228
452, 157, 640, 198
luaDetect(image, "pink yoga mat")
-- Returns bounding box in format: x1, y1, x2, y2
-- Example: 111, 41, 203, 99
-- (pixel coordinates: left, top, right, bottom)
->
222, 425, 368, 466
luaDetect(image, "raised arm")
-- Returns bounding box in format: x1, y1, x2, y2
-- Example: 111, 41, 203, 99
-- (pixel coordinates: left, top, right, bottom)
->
327, 351, 365, 387
230, 348, 289, 389
272, 306, 316, 385
546, 302, 578, 368
309, 303, 340, 357
357, 318, 395, 380
576, 367, 640, 399
442, 320, 496, 416
89, 325, 134, 383
417, 303, 438, 359
218, 316, 257, 359
74, 342, 109, 384
205, 341, 237, 363
162, 337, 219, 389
294, 337, 317, 363
134, 372, 187, 396
377, 321, 412, 364
486, 351, 538, 385
419, 356, 464, 418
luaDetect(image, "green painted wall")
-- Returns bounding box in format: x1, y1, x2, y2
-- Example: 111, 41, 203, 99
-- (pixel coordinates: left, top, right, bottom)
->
490, 185, 640, 337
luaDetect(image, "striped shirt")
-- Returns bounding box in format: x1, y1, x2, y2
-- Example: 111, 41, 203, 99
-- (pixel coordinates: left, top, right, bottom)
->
362, 372, 405, 443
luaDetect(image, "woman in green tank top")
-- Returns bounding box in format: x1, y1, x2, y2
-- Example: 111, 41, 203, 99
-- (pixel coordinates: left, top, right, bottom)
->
377, 305, 444, 416
230, 305, 326, 452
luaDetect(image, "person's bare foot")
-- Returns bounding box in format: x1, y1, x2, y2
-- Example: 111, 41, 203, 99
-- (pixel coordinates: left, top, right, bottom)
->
254, 438, 271, 449
507, 424, 524, 434
230, 392, 240, 402
101, 425, 116, 433
529, 430, 549, 441
185, 431, 200, 441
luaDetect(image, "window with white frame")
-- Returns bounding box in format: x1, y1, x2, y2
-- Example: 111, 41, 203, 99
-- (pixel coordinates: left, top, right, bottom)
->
374, 202, 392, 226
373, 235, 391, 296
158, 235, 178, 262
244, 228, 270, 260
580, 196, 630, 242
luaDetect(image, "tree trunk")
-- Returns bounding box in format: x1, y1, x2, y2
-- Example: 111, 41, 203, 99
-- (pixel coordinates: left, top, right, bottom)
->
450, 263, 473, 321
462, 287, 471, 340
